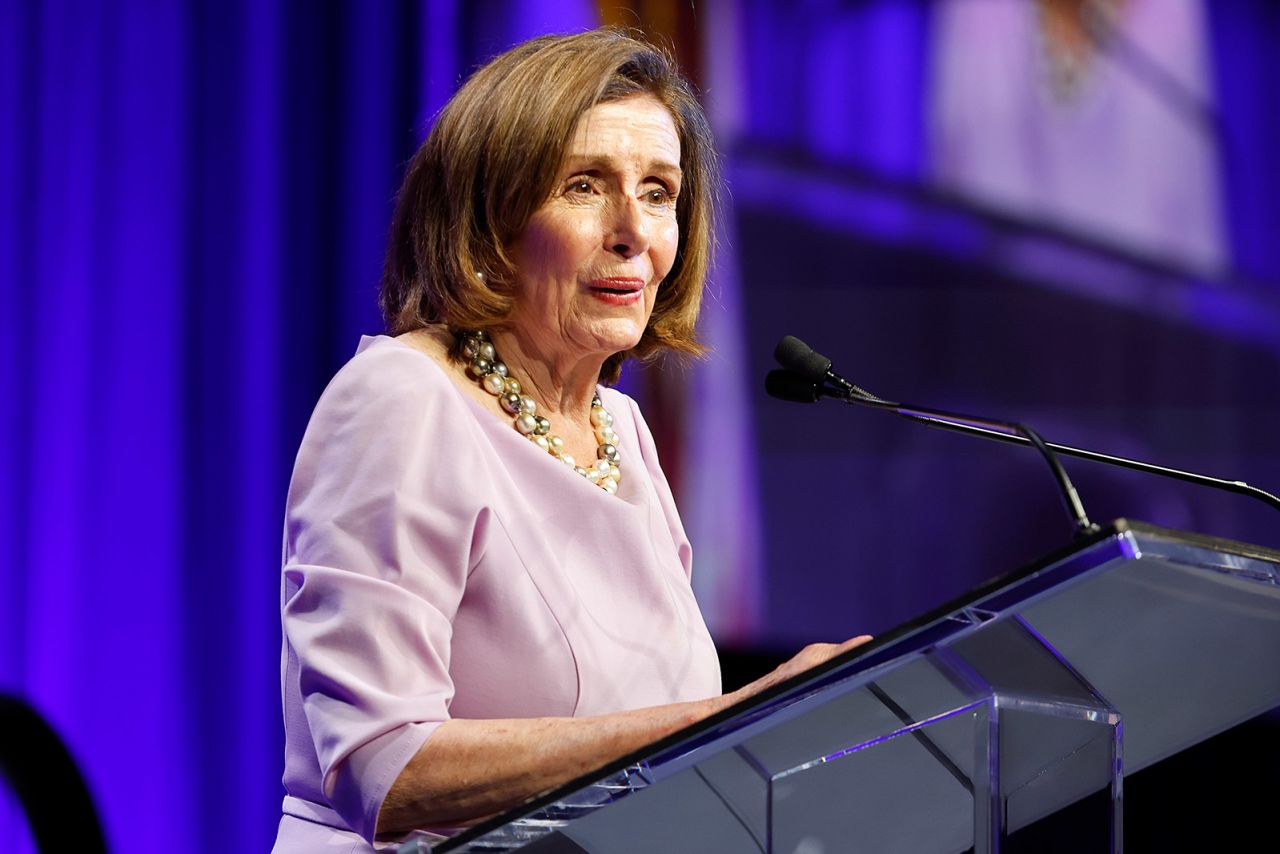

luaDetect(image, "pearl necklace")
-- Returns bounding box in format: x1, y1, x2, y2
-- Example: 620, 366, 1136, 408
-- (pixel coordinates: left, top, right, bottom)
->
459, 330, 623, 494
1034, 0, 1119, 104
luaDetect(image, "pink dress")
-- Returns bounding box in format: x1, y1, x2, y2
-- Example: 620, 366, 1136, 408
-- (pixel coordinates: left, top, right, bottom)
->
272, 335, 722, 853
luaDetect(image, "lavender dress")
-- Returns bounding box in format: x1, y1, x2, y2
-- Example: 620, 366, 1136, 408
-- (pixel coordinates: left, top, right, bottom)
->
271, 336, 722, 852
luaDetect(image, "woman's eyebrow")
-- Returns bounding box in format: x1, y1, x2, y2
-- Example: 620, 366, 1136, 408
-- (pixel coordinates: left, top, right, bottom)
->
563, 153, 683, 178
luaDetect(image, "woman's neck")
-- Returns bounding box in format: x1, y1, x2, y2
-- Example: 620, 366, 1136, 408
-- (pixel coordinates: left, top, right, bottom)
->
487, 328, 603, 423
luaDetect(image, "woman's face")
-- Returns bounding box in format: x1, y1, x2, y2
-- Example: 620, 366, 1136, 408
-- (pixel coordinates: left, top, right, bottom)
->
508, 93, 682, 364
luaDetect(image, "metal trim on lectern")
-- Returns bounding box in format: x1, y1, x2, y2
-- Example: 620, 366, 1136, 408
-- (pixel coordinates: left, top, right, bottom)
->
395, 521, 1280, 854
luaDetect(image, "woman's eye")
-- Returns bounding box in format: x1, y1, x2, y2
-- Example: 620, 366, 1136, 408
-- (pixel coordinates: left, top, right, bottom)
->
567, 178, 593, 194
645, 188, 675, 206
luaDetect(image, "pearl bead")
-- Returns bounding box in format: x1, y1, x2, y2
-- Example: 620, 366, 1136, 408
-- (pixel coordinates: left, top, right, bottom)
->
531, 434, 551, 450
594, 459, 612, 474
501, 392, 523, 413
597, 443, 619, 463
519, 396, 536, 415
586, 467, 603, 482
461, 339, 478, 359
549, 435, 565, 453
469, 357, 492, 378
504, 377, 521, 395
515, 413, 537, 434
478, 341, 496, 361
493, 362, 508, 377
590, 407, 612, 428
534, 416, 550, 435
483, 373, 506, 395
600, 476, 618, 495
608, 464, 621, 482
560, 453, 576, 468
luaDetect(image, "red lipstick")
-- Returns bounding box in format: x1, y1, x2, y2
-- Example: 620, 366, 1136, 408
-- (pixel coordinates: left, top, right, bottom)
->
588, 277, 645, 305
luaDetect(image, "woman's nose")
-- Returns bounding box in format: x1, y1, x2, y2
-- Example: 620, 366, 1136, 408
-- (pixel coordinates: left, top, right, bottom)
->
606, 195, 650, 259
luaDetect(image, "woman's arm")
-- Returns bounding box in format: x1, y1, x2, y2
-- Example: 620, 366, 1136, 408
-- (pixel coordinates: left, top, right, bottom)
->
376, 636, 872, 833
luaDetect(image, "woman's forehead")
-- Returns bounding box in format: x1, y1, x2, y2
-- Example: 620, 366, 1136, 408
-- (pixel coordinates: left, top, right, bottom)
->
565, 94, 681, 168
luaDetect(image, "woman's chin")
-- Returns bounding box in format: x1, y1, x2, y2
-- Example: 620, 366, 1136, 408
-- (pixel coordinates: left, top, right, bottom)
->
581, 318, 646, 357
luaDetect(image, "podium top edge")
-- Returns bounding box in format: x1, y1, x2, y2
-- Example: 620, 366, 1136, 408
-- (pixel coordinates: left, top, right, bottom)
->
1112, 518, 1280, 566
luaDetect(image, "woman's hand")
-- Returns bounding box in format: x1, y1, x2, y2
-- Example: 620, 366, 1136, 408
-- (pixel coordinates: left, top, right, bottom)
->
728, 635, 874, 705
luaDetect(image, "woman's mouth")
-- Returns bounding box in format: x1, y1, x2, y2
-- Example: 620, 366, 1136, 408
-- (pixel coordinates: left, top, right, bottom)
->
588, 277, 645, 304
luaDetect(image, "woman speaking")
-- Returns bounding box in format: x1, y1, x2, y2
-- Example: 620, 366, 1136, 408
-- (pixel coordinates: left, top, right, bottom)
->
272, 29, 867, 851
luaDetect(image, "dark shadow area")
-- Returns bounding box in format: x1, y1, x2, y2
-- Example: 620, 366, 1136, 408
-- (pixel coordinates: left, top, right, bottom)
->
0, 695, 106, 853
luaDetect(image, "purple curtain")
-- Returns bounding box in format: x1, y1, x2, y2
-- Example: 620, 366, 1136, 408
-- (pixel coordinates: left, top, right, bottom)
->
0, 1, 594, 850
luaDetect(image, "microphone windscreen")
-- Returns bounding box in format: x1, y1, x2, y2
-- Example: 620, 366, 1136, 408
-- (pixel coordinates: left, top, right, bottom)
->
774, 335, 832, 380
764, 370, 820, 403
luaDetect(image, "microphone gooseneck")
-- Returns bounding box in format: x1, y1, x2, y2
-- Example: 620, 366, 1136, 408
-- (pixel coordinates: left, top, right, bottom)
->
771, 337, 1101, 536
769, 335, 1280, 529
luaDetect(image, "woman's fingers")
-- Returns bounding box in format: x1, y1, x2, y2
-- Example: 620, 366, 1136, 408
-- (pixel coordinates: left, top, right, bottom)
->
735, 634, 875, 702
841, 634, 874, 650
799, 635, 873, 663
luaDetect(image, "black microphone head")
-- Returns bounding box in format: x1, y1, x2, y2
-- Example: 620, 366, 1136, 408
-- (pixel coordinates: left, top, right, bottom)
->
765, 369, 821, 403
774, 335, 832, 381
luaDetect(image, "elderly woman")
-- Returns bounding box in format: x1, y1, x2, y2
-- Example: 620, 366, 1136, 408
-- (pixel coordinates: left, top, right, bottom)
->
273, 29, 866, 852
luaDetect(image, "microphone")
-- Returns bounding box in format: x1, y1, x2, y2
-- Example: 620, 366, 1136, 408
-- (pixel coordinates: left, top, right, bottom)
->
768, 335, 1280, 533
774, 335, 832, 381
764, 369, 821, 403
774, 336, 883, 402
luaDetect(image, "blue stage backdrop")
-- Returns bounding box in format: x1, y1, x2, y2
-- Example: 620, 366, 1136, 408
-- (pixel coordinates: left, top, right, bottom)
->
2, 2, 1279, 852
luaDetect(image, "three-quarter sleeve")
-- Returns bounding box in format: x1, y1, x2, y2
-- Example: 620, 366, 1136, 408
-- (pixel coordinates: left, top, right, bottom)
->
280, 346, 483, 841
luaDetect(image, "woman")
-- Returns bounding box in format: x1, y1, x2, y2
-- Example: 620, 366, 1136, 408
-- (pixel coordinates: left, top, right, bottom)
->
273, 29, 867, 852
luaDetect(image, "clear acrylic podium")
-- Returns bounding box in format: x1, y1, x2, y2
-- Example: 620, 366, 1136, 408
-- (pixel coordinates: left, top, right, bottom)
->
397, 521, 1280, 853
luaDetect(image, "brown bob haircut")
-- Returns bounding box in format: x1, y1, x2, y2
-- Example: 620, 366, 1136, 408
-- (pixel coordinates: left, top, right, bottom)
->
380, 28, 719, 385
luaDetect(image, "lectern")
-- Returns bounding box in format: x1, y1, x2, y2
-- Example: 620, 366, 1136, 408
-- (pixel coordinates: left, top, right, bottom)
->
396, 521, 1280, 853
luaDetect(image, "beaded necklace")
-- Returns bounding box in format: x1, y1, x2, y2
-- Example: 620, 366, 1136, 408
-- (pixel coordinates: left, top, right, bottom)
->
459, 330, 623, 494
